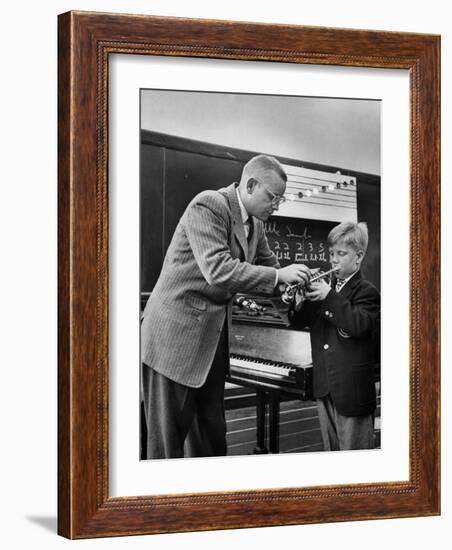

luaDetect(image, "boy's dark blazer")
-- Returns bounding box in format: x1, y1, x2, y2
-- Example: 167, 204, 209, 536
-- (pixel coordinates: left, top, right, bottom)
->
289, 270, 380, 416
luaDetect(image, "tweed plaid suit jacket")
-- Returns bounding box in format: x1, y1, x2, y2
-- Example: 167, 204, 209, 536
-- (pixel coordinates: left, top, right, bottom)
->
141, 182, 280, 388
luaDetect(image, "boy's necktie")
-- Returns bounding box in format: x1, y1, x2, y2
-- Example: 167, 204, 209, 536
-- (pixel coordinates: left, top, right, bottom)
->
335, 278, 346, 292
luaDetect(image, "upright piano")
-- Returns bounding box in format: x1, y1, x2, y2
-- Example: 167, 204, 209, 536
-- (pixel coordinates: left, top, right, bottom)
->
227, 294, 314, 453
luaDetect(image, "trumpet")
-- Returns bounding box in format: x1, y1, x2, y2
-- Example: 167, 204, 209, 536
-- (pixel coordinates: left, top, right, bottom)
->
281, 266, 340, 305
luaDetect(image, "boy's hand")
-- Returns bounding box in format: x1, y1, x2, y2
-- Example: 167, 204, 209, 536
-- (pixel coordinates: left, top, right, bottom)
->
305, 279, 331, 302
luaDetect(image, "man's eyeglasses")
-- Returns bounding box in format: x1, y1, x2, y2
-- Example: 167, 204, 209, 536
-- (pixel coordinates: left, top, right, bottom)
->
265, 188, 286, 206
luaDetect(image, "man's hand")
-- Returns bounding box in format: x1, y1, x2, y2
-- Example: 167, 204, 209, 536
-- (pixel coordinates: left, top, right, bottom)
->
305, 279, 331, 302
277, 264, 311, 285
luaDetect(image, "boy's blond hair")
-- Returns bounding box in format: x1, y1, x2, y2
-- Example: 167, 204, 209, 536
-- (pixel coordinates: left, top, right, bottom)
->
328, 221, 369, 255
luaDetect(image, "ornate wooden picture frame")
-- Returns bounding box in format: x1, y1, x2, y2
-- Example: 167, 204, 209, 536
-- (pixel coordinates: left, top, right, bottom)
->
58, 11, 440, 539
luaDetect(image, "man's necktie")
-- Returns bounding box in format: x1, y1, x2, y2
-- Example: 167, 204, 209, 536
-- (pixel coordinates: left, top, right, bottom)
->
244, 219, 253, 242
335, 278, 346, 292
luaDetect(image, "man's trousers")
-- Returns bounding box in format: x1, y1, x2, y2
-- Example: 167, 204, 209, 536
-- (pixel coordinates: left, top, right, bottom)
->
142, 325, 229, 459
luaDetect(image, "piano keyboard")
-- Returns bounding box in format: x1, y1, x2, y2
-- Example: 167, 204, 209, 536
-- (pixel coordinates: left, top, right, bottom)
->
230, 354, 296, 379
228, 354, 313, 400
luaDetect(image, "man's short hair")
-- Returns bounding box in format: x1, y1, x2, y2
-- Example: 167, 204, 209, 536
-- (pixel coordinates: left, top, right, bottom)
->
328, 221, 369, 254
241, 154, 287, 184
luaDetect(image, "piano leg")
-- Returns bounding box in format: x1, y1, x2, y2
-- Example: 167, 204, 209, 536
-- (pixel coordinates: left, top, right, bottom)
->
269, 393, 280, 453
253, 390, 268, 454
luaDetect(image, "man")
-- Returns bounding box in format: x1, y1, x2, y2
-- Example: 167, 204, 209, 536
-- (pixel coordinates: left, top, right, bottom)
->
141, 154, 310, 459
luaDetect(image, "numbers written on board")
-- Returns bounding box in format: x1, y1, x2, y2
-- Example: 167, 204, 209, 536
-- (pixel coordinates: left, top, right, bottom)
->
264, 219, 333, 265
272, 241, 291, 261
272, 241, 327, 262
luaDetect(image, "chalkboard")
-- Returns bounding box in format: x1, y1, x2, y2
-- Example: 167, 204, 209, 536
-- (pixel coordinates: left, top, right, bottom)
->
264, 216, 336, 271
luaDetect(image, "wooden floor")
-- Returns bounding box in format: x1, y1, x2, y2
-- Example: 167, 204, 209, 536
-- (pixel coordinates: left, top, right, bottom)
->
225, 388, 381, 456
140, 389, 381, 458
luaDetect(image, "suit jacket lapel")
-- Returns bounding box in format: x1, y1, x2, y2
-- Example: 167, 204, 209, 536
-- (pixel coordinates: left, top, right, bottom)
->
226, 183, 248, 260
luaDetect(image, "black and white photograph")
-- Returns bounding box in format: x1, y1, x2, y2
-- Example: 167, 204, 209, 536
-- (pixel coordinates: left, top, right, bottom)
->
139, 90, 381, 460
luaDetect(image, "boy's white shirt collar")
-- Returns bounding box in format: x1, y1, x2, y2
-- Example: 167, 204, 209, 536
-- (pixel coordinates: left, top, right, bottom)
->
336, 269, 359, 291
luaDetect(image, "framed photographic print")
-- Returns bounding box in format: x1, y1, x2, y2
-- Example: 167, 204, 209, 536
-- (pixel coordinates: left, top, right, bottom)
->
58, 11, 440, 538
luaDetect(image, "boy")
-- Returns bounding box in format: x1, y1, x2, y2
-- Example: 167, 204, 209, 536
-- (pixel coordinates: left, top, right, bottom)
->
289, 221, 380, 451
